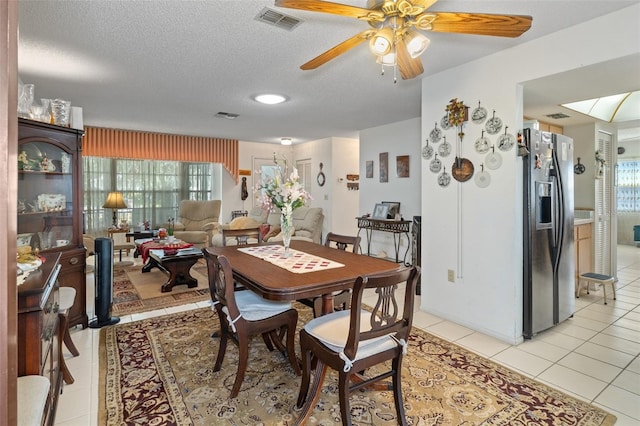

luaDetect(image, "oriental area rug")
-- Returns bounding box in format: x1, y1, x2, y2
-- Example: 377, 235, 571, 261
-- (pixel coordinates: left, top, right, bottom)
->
98, 306, 616, 426
111, 261, 210, 316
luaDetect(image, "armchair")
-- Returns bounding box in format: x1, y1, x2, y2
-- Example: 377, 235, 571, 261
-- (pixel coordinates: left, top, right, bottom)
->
171, 200, 221, 248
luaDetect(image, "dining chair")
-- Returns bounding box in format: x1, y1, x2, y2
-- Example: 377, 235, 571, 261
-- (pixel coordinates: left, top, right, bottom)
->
295, 266, 420, 426
203, 251, 301, 398
222, 226, 262, 246
303, 232, 362, 317
324, 232, 361, 253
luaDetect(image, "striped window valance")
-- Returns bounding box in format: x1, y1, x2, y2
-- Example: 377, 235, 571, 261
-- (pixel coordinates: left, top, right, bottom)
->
83, 126, 239, 182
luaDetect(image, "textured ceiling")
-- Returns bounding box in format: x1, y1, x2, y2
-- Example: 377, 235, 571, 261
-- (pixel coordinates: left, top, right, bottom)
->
17, 1, 639, 144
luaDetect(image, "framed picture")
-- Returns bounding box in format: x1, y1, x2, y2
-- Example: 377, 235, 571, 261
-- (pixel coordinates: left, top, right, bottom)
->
379, 152, 388, 183
366, 160, 374, 178
372, 203, 389, 219
382, 201, 400, 219
396, 155, 410, 178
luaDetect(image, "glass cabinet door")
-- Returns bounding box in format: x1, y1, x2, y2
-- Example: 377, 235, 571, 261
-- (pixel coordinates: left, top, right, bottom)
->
18, 119, 82, 253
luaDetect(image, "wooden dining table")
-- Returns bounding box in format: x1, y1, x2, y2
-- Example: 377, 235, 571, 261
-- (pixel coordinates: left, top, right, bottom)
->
206, 240, 401, 314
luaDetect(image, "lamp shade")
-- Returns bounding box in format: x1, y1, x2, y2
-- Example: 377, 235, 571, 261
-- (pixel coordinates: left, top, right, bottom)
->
405, 30, 430, 58
103, 192, 128, 209
369, 26, 394, 56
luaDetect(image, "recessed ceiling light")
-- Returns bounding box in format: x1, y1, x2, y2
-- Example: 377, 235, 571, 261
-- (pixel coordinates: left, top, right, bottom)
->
280, 137, 292, 145
253, 94, 288, 105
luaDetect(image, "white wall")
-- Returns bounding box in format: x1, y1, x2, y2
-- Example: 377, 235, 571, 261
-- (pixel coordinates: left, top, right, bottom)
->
292, 137, 332, 240
419, 4, 640, 344
221, 137, 360, 242
329, 138, 360, 236
359, 117, 421, 259
220, 141, 293, 221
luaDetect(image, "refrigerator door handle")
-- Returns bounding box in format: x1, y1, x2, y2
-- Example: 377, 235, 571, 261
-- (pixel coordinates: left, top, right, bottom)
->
551, 150, 565, 261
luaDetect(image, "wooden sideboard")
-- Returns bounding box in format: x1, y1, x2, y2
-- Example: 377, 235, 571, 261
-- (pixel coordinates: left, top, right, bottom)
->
18, 253, 62, 426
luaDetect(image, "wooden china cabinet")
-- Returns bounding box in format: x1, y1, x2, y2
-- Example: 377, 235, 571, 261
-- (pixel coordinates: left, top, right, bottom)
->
18, 118, 88, 329
18, 252, 62, 426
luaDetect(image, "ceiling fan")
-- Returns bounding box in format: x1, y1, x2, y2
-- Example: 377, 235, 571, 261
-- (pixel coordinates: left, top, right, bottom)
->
274, 0, 532, 80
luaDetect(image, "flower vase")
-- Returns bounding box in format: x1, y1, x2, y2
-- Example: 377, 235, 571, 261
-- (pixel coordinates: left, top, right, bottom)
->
280, 212, 294, 257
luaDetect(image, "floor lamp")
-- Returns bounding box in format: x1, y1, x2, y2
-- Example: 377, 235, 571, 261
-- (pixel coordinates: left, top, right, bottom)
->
103, 192, 128, 228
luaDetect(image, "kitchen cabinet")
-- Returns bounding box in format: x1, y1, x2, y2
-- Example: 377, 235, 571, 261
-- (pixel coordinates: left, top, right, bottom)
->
18, 118, 87, 329
574, 222, 593, 284
18, 253, 62, 426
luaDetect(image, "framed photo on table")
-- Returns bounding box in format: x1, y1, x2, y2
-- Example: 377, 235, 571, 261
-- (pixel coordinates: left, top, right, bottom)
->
372, 203, 389, 219
382, 201, 400, 219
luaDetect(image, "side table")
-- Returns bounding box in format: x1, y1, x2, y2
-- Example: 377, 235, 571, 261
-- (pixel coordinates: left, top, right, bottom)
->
356, 216, 411, 264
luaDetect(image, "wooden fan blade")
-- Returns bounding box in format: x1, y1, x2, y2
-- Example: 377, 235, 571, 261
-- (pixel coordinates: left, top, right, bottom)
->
429, 12, 532, 37
275, 0, 383, 20
301, 30, 374, 70
410, 0, 438, 10
396, 38, 424, 80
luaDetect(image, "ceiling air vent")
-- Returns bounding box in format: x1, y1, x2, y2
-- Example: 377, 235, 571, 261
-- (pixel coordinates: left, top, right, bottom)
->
215, 112, 239, 120
255, 7, 302, 31
546, 112, 571, 119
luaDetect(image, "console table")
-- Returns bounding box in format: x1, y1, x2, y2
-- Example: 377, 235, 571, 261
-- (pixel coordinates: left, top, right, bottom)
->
356, 216, 411, 264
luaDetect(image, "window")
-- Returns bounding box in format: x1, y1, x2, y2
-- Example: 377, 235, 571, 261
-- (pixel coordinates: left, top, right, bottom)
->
83, 157, 216, 233
617, 159, 640, 212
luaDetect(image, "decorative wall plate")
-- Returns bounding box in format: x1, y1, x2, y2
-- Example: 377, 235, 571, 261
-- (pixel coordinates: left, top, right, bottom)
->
485, 147, 503, 170
440, 115, 452, 130
438, 136, 451, 157
474, 131, 491, 154
485, 111, 503, 135
422, 142, 434, 159
475, 164, 491, 188
438, 167, 451, 187
429, 123, 443, 143
430, 154, 442, 173
471, 101, 487, 124
574, 157, 585, 174
497, 127, 515, 151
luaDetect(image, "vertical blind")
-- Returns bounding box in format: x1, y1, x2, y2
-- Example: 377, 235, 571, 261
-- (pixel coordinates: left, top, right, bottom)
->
83, 126, 239, 183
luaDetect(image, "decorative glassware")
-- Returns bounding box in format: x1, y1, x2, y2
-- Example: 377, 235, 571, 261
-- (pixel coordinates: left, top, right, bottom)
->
18, 84, 35, 118
51, 99, 71, 126
40, 98, 52, 123
280, 210, 293, 257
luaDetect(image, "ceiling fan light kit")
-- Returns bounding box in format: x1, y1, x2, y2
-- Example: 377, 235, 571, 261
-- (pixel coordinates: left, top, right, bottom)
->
274, 0, 532, 81
405, 29, 430, 58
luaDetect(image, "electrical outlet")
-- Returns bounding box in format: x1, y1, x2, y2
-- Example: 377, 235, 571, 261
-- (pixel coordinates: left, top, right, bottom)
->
447, 269, 455, 282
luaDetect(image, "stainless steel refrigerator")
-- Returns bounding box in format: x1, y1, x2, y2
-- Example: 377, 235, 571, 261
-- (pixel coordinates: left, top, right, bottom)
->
523, 129, 575, 338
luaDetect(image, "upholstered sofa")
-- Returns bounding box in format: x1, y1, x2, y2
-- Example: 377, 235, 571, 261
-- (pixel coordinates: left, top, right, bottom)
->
170, 199, 221, 248
211, 206, 324, 247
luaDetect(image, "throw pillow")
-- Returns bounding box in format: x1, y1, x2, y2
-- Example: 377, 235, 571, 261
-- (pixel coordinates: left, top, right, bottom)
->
229, 216, 261, 229
264, 225, 281, 241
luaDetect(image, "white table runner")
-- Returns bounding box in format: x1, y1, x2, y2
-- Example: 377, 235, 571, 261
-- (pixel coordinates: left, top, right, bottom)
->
237, 245, 345, 274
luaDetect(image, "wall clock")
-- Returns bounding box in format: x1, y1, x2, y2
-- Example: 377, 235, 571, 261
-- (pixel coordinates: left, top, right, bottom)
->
317, 162, 326, 187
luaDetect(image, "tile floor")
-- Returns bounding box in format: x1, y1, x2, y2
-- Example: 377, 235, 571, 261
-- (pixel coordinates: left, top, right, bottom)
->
54, 246, 640, 425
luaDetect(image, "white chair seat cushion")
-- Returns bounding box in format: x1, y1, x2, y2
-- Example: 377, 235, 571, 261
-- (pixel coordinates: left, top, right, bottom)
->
17, 375, 50, 426
304, 310, 399, 364
58, 286, 76, 311
221, 289, 292, 322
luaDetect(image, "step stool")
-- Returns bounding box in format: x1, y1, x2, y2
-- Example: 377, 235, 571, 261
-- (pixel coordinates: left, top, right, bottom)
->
576, 272, 616, 305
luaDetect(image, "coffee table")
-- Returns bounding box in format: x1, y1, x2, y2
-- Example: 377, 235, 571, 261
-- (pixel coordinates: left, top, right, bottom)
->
142, 249, 204, 293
